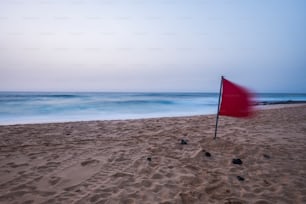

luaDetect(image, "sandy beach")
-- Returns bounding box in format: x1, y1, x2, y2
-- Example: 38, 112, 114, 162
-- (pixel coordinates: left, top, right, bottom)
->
0, 105, 306, 204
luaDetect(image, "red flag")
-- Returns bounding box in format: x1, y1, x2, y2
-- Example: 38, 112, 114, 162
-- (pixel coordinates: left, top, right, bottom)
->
219, 78, 253, 117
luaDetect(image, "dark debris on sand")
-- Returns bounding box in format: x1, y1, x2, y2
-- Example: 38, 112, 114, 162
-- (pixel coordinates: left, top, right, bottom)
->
232, 158, 243, 165
180, 139, 188, 145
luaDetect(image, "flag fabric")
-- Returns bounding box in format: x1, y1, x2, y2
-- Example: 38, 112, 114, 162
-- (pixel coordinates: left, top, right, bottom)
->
219, 77, 253, 117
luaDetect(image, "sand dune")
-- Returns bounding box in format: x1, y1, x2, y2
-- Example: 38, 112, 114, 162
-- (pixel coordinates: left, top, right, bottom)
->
0, 105, 306, 204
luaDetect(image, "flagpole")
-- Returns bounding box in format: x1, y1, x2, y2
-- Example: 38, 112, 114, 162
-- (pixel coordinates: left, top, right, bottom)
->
214, 76, 224, 139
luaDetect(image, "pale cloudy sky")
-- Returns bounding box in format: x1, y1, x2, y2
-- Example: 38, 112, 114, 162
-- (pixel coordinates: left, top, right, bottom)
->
0, 0, 305, 93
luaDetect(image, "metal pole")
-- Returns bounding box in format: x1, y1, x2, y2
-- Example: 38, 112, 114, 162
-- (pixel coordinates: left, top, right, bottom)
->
214, 76, 224, 139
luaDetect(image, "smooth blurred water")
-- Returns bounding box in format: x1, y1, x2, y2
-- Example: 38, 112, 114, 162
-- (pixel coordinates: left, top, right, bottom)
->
0, 92, 305, 125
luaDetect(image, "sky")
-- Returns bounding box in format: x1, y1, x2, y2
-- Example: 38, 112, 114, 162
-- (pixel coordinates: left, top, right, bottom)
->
0, 0, 305, 93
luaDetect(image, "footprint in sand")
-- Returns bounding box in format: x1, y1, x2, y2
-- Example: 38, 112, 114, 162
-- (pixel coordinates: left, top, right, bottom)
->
254, 200, 270, 204
205, 181, 225, 194
36, 158, 101, 193
7, 162, 29, 168
22, 200, 34, 204
80, 159, 99, 166
224, 197, 247, 204
56, 159, 101, 190
48, 176, 61, 185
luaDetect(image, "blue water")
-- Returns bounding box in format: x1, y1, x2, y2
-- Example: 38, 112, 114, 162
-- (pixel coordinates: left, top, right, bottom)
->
0, 92, 305, 125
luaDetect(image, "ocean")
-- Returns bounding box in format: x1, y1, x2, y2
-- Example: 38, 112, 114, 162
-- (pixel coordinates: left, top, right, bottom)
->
0, 92, 306, 125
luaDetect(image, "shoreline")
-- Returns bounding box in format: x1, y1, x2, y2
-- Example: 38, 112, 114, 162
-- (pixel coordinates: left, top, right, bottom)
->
254, 100, 306, 105
0, 105, 306, 203
1, 102, 306, 126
